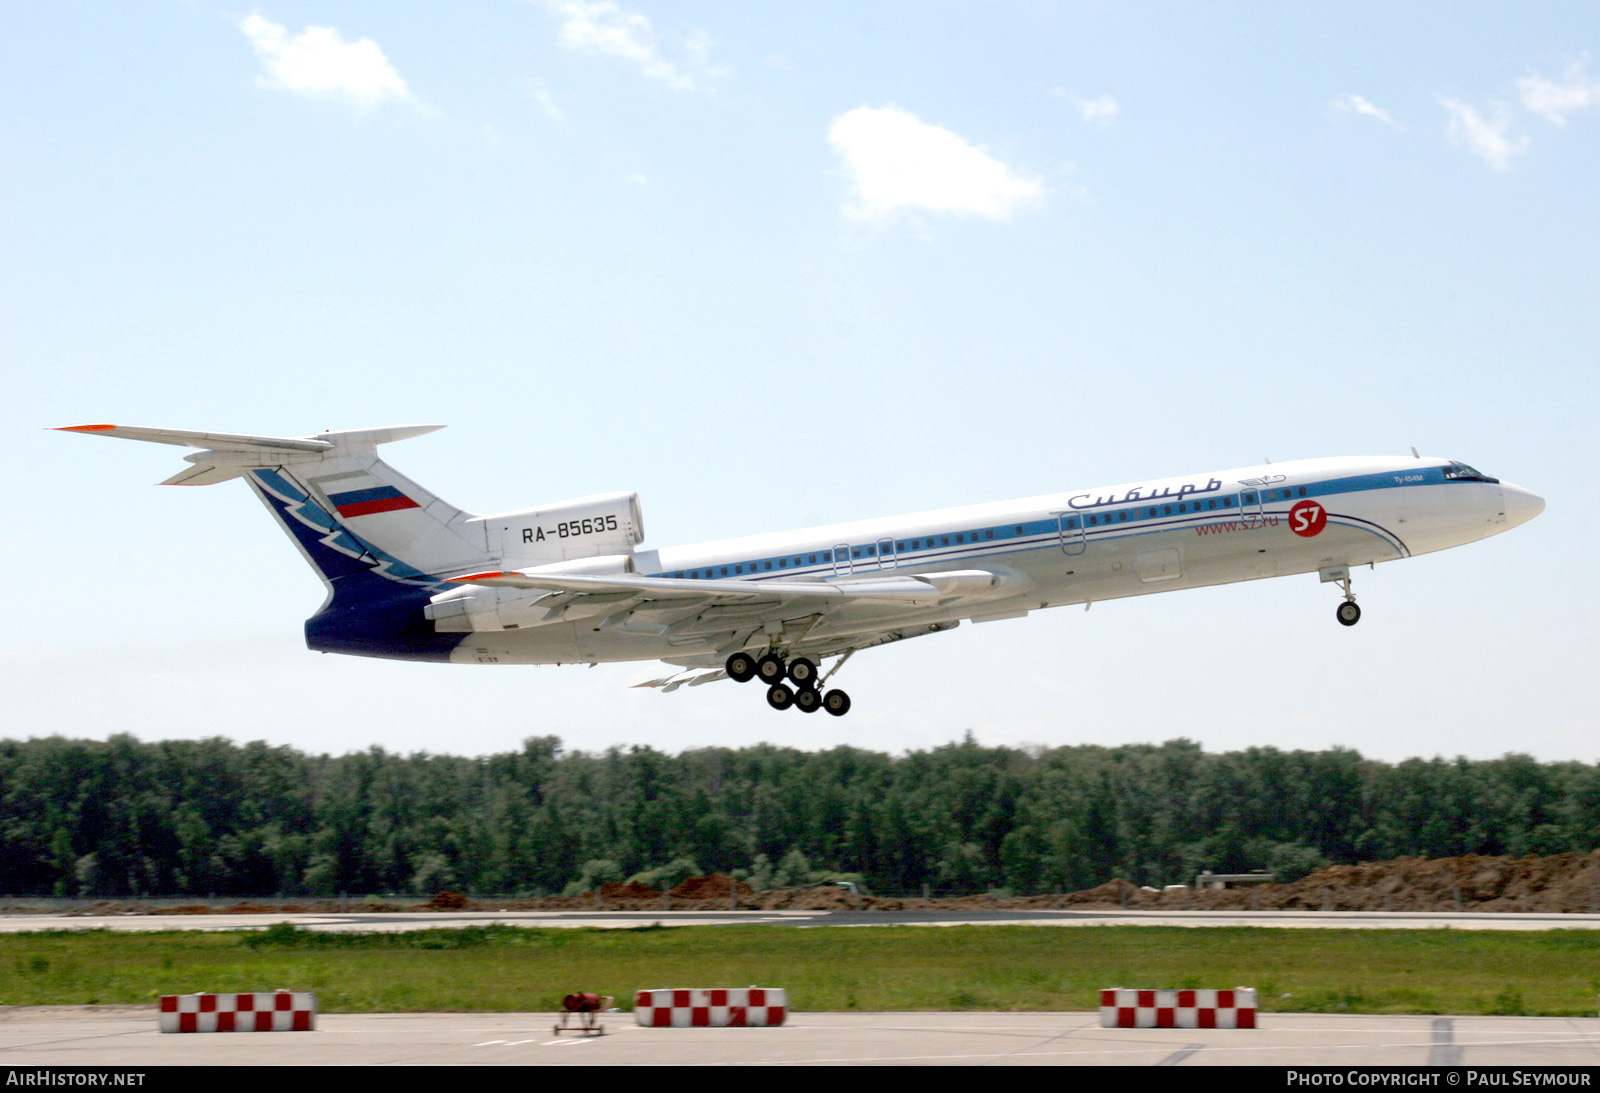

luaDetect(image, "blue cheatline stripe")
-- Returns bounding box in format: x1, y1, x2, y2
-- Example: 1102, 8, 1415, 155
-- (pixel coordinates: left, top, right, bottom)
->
647, 470, 1432, 578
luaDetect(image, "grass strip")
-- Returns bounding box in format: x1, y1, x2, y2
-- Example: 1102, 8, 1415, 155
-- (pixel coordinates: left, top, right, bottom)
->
1, 923, 1596, 1017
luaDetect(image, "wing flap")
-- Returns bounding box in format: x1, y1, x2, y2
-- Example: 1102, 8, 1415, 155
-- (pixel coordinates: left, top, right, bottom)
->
446, 569, 950, 604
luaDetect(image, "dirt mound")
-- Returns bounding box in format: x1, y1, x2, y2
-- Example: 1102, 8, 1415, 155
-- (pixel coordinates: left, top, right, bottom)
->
1051, 851, 1600, 913
1265, 851, 1600, 912
669, 873, 753, 900
62, 901, 147, 917
25, 853, 1600, 917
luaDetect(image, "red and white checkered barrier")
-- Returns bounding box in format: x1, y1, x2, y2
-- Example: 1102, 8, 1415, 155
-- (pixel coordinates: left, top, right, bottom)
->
158, 991, 316, 1033
634, 987, 787, 1027
1100, 988, 1256, 1029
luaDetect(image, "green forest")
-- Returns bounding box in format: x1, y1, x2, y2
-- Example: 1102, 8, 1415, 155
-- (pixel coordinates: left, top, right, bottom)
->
1, 734, 1594, 899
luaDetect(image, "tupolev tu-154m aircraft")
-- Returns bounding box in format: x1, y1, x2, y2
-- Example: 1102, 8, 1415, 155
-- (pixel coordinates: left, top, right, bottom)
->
59, 423, 1543, 716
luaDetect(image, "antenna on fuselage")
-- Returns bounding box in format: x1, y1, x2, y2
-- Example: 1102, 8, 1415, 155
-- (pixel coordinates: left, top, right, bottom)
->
1411, 446, 1420, 459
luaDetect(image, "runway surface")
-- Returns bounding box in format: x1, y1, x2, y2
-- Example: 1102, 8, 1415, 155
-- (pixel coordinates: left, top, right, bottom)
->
3, 908, 1599, 933
2, 1007, 1598, 1066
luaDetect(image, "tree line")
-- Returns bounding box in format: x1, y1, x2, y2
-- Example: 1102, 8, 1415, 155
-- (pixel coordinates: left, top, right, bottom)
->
1, 733, 1595, 898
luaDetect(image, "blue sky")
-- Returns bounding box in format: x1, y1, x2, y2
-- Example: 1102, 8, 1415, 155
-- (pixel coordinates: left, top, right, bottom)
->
4, 2, 1596, 761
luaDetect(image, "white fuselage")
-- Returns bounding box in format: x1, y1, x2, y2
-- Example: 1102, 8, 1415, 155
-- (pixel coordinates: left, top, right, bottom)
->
442, 455, 1542, 667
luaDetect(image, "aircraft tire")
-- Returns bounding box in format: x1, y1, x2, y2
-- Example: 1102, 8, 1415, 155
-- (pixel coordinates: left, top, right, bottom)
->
1336, 601, 1361, 627
822, 689, 852, 717
726, 652, 758, 683
794, 686, 821, 714
766, 683, 794, 711
787, 657, 818, 686
757, 653, 787, 684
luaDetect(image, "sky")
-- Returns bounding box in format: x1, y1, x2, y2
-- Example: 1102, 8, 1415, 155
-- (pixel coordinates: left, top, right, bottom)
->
4, 2, 1597, 763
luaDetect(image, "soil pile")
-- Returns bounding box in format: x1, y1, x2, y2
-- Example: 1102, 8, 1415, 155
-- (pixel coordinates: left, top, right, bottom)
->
22, 852, 1600, 916
669, 873, 753, 900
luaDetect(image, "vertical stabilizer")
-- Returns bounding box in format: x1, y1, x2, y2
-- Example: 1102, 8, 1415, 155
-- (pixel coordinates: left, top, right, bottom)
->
57, 423, 488, 660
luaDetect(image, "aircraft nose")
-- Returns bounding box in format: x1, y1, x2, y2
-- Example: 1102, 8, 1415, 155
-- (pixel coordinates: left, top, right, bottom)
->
1501, 483, 1545, 529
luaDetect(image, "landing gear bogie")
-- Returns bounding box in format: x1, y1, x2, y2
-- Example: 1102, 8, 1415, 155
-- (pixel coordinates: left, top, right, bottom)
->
733, 651, 855, 715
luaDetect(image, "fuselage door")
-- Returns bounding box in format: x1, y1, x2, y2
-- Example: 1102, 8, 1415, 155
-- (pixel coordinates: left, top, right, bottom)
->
876, 538, 897, 570
833, 543, 853, 576
1057, 513, 1087, 556
1240, 490, 1264, 529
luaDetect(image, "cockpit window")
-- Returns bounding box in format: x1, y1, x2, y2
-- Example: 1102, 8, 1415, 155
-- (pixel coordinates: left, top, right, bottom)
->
1443, 462, 1499, 484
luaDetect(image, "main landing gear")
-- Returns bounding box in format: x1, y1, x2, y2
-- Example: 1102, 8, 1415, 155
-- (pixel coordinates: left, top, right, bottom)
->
1320, 565, 1362, 627
725, 651, 851, 716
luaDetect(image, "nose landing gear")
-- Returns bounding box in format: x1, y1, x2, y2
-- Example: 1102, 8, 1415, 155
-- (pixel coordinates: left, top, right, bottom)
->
1320, 565, 1361, 627
727, 651, 852, 716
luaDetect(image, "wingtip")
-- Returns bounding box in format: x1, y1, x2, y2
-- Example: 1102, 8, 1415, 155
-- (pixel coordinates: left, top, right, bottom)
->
448, 571, 506, 583
56, 423, 117, 432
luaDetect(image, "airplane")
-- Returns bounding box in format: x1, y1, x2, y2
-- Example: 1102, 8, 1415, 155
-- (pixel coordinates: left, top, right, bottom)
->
58, 423, 1543, 716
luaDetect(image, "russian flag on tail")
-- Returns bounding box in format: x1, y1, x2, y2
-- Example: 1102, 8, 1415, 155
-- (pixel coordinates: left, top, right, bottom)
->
328, 486, 420, 518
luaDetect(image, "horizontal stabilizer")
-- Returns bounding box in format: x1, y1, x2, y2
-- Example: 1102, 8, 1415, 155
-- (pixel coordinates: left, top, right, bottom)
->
57, 423, 443, 452
57, 423, 447, 486
56, 424, 333, 453
160, 463, 257, 487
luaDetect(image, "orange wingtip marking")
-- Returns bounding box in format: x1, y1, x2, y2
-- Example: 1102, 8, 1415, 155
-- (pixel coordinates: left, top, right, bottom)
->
57, 423, 118, 431
449, 571, 506, 582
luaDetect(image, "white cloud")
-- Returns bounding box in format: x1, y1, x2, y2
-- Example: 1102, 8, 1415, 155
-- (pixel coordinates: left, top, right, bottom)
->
240, 14, 415, 112
1076, 93, 1120, 126
541, 1, 725, 91
518, 77, 567, 123
828, 105, 1045, 226
1517, 59, 1600, 126
1439, 96, 1528, 171
1050, 89, 1120, 125
1331, 93, 1402, 131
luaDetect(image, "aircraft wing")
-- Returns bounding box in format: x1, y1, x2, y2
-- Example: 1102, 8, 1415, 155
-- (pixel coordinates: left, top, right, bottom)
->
446, 568, 1016, 605
440, 566, 1031, 675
